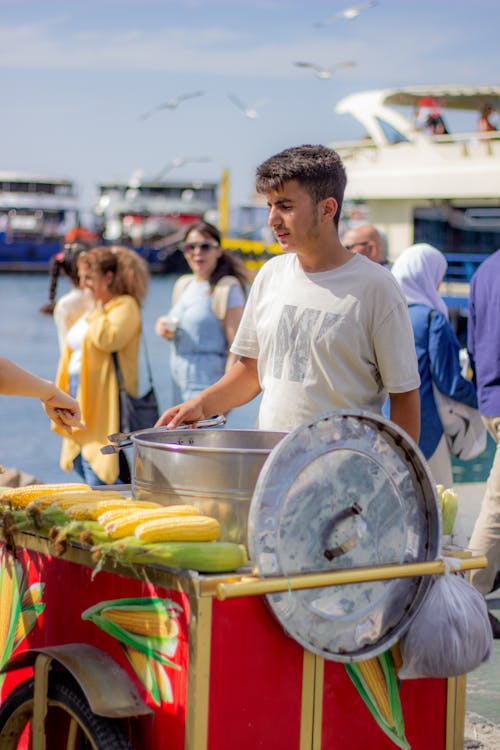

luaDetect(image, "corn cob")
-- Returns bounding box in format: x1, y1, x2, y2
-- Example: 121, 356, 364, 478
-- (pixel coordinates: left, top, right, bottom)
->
135, 515, 220, 543
31, 490, 127, 512
66, 500, 135, 521
124, 646, 158, 701
0, 483, 89, 509
98, 504, 164, 526
356, 657, 394, 726
104, 505, 202, 540
82, 597, 183, 669
151, 658, 174, 703
101, 607, 179, 638
345, 651, 409, 750
13, 608, 39, 647
95, 538, 248, 573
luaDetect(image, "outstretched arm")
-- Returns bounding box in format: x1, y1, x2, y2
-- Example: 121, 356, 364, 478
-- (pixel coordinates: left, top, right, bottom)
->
0, 357, 84, 433
156, 356, 261, 428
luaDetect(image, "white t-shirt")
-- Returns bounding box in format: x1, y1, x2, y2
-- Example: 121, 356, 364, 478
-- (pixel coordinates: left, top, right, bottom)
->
231, 253, 420, 432
66, 315, 89, 376
53, 288, 88, 354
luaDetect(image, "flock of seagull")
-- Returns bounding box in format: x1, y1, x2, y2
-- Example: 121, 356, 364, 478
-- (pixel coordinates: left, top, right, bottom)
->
139, 2, 376, 122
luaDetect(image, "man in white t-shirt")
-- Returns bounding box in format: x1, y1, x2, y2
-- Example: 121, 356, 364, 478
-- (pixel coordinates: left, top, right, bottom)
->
157, 144, 421, 442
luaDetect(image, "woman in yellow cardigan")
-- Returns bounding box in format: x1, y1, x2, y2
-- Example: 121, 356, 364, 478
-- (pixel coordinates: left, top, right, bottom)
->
54, 245, 149, 485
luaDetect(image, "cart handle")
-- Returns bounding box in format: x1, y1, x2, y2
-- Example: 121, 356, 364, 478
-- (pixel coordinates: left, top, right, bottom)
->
211, 555, 487, 601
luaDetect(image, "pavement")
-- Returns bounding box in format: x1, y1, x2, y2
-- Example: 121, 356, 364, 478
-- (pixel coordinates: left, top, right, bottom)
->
453, 482, 500, 728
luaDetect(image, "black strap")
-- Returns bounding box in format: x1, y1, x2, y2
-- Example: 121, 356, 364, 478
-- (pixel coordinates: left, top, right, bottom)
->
112, 332, 155, 391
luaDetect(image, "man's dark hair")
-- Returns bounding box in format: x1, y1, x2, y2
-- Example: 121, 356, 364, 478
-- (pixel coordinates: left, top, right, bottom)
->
255, 144, 347, 228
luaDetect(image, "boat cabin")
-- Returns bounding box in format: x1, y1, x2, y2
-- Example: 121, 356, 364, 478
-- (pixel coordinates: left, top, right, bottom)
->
333, 85, 500, 289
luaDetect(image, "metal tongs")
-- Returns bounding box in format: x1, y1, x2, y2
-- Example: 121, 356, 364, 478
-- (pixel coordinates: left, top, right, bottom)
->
100, 415, 226, 454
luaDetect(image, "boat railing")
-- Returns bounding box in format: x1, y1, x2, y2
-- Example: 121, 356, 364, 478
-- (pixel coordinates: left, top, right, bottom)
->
443, 252, 490, 283
334, 129, 500, 158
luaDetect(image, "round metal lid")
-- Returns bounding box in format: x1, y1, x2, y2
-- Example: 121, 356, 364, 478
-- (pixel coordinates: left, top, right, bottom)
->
248, 411, 441, 662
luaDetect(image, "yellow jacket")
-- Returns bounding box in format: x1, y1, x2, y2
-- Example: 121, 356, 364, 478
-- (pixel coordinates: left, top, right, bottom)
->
54, 294, 141, 484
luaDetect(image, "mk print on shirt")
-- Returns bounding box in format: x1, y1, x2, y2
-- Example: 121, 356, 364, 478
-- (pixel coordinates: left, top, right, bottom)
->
271, 304, 343, 382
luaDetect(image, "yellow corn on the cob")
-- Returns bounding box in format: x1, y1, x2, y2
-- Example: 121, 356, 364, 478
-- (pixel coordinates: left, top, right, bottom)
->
104, 505, 202, 540
135, 514, 220, 543
13, 608, 39, 647
66, 499, 135, 521
97, 505, 161, 526
390, 642, 403, 673
30, 490, 127, 511
101, 607, 179, 638
125, 646, 156, 695
357, 657, 394, 726
0, 483, 89, 508
68, 499, 163, 522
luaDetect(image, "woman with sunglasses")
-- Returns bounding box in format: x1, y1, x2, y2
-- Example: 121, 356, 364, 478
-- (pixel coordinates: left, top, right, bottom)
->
155, 221, 251, 403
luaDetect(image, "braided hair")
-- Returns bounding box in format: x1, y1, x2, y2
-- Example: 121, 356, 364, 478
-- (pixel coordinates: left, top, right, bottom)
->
40, 242, 89, 315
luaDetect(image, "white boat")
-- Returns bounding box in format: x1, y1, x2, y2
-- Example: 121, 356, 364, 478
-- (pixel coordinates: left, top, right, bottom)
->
0, 172, 80, 270
93, 176, 220, 271
331, 85, 500, 292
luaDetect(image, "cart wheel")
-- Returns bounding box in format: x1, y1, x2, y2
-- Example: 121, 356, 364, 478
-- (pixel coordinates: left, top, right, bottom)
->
0, 673, 135, 750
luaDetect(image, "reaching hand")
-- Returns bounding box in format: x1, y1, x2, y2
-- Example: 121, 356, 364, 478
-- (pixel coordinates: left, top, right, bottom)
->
155, 397, 206, 429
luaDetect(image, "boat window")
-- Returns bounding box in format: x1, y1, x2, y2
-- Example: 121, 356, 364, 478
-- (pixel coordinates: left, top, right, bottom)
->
414, 206, 500, 281
375, 117, 409, 144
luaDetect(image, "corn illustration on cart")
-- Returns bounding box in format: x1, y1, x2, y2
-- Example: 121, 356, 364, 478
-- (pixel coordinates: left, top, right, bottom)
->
0, 412, 487, 750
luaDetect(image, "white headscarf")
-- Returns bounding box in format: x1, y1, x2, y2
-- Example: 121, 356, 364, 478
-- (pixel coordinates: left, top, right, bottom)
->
391, 243, 449, 317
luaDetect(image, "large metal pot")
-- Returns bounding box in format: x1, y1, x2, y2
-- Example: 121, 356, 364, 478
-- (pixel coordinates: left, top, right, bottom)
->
131, 428, 286, 544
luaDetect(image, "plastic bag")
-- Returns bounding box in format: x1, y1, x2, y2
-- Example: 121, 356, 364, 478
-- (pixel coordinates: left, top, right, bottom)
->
399, 565, 493, 679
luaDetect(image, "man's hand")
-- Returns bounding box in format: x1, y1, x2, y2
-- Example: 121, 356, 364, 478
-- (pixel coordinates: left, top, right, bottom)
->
155, 396, 205, 429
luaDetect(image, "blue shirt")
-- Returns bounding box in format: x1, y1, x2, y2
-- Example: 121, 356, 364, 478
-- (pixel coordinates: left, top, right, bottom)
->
169, 279, 245, 402
467, 249, 500, 417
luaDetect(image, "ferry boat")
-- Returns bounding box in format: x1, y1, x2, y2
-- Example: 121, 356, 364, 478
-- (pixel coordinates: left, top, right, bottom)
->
93, 175, 223, 273
0, 172, 80, 271
331, 85, 500, 297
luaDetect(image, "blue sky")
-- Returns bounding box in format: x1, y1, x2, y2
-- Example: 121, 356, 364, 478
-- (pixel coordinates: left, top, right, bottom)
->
1, 0, 499, 220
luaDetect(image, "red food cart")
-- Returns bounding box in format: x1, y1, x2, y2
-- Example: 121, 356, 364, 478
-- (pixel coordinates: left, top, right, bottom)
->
0, 412, 488, 749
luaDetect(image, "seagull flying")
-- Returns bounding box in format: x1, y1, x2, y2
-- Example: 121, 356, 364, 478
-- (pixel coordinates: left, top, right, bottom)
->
294, 60, 357, 79
315, 1, 377, 27
139, 91, 206, 120
153, 156, 211, 182
227, 93, 266, 119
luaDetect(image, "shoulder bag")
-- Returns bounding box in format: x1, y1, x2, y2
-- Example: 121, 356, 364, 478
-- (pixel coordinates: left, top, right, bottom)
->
112, 335, 160, 435
428, 311, 487, 461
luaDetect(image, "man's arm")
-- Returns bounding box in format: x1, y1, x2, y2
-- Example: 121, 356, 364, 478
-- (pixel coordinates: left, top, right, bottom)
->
156, 356, 261, 428
388, 389, 421, 445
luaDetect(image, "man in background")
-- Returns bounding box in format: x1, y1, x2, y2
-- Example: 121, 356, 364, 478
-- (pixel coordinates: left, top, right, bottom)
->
341, 224, 388, 265
467, 248, 500, 638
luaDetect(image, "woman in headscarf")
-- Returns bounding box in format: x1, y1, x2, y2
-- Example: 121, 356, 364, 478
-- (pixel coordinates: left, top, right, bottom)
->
390, 243, 477, 487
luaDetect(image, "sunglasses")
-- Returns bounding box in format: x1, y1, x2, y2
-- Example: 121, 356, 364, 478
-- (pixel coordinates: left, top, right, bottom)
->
183, 241, 219, 254
344, 241, 370, 251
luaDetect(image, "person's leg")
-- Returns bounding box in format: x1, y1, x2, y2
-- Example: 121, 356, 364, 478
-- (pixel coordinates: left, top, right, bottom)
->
469, 416, 500, 595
